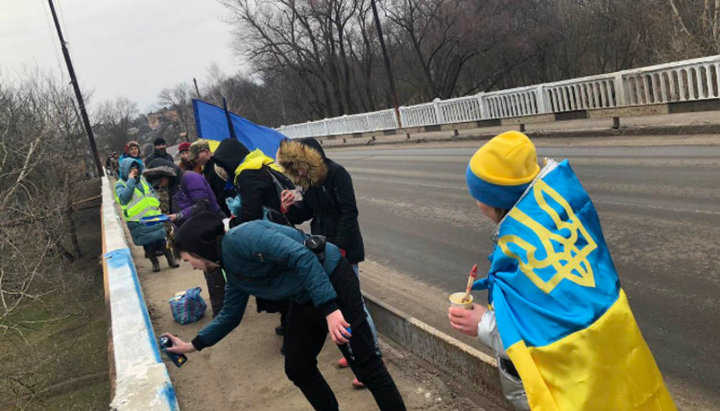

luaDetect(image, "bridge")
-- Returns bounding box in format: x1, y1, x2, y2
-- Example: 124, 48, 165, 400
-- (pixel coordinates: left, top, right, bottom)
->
100, 57, 720, 409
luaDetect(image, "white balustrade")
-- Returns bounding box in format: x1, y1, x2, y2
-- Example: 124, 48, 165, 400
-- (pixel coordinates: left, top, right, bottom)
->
276, 55, 720, 139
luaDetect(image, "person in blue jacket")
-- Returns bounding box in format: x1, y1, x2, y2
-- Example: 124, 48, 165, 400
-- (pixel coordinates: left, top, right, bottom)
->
114, 157, 174, 272
163, 211, 405, 411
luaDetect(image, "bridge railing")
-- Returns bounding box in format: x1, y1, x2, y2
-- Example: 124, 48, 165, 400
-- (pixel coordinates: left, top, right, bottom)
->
276, 55, 720, 139
101, 177, 179, 410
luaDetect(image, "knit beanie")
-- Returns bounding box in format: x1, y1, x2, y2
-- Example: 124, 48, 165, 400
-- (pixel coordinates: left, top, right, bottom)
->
154, 137, 167, 146
178, 141, 191, 153
465, 131, 540, 210
175, 211, 225, 263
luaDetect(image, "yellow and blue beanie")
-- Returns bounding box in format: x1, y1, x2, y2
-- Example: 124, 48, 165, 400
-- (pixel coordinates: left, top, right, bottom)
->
465, 131, 540, 210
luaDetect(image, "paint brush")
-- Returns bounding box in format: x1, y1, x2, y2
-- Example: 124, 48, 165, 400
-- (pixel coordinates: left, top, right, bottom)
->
462, 264, 478, 303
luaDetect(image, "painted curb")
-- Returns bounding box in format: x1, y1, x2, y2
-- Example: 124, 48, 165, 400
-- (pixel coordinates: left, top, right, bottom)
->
363, 292, 506, 405
101, 177, 180, 411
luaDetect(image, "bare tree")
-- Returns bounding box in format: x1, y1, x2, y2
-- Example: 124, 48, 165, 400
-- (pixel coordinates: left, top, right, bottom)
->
93, 97, 139, 153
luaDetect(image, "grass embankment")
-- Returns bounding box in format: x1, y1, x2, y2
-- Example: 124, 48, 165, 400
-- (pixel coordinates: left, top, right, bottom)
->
0, 178, 109, 410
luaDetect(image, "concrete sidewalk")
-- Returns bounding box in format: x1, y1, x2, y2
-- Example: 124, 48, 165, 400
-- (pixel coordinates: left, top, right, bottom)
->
320, 111, 720, 149
126, 239, 489, 410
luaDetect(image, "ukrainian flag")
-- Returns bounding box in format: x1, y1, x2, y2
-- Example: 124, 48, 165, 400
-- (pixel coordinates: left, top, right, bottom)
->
192, 99, 288, 159
474, 159, 675, 410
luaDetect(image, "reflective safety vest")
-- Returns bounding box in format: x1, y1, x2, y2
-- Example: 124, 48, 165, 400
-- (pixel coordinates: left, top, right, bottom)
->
114, 177, 162, 221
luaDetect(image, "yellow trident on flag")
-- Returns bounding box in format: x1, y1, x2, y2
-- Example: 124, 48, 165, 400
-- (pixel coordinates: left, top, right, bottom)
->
498, 180, 597, 294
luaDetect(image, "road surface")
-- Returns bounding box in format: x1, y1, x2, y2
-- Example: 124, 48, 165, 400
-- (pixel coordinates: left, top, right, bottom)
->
330, 135, 720, 408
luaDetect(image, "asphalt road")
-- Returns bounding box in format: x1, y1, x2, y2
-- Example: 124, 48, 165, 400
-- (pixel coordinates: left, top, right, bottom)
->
329, 139, 720, 406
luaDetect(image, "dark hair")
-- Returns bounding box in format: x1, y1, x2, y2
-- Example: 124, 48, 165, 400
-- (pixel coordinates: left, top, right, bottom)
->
495, 207, 510, 222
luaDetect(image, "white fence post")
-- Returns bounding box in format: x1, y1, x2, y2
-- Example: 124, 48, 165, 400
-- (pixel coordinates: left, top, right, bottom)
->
433, 98, 443, 125
535, 85, 549, 113
477, 93, 489, 119
613, 73, 626, 106
398, 106, 407, 128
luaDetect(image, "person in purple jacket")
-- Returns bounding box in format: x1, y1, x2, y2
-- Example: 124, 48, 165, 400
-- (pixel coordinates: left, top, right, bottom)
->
144, 158, 226, 316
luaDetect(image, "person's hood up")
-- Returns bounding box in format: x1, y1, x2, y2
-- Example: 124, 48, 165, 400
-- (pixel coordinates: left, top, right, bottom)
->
276, 139, 328, 190
142, 158, 182, 191
298, 137, 326, 160
211, 139, 250, 177
119, 157, 144, 181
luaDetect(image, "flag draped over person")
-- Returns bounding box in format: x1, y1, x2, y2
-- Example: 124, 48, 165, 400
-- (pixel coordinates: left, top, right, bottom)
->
192, 98, 287, 158
473, 159, 675, 410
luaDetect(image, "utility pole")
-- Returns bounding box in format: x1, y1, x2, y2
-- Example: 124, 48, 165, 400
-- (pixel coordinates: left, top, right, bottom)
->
47, 0, 103, 176
370, 0, 402, 128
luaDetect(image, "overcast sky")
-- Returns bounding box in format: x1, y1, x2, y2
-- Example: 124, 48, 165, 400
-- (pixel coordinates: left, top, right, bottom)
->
0, 0, 241, 112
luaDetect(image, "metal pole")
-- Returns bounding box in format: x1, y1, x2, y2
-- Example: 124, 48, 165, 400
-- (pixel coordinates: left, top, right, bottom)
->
47, 0, 103, 176
193, 77, 201, 99
370, 0, 402, 128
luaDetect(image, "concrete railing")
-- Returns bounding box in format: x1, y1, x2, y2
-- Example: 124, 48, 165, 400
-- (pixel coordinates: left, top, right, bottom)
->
101, 177, 179, 410
277, 55, 720, 138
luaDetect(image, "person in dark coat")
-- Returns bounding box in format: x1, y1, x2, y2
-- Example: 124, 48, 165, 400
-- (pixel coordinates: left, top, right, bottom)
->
278, 138, 364, 265
277, 137, 378, 388
212, 138, 296, 336
145, 137, 174, 164
162, 212, 406, 411
188, 140, 236, 217
143, 158, 225, 316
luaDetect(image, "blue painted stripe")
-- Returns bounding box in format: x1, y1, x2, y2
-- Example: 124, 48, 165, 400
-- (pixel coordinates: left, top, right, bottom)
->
104, 248, 162, 363
162, 382, 179, 411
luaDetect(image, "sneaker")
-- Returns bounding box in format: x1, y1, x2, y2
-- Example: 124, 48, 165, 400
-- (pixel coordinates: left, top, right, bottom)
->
337, 357, 349, 368
351, 378, 365, 389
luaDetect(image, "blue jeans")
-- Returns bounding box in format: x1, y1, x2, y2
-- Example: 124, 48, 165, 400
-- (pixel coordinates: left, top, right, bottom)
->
352, 264, 381, 357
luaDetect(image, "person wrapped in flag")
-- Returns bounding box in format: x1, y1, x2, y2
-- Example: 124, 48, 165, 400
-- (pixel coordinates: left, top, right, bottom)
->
447, 131, 675, 410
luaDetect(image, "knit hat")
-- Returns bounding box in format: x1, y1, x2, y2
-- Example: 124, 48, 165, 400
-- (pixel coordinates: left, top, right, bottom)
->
178, 141, 191, 153
465, 131, 540, 210
189, 141, 210, 161
154, 137, 167, 146
175, 211, 225, 263
124, 140, 140, 154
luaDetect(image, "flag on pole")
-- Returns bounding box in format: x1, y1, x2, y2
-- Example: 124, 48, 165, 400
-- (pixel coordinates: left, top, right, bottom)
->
192, 99, 288, 159
473, 159, 675, 410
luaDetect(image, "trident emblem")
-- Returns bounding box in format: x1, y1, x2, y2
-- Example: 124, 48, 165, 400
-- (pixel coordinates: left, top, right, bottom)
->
498, 180, 597, 294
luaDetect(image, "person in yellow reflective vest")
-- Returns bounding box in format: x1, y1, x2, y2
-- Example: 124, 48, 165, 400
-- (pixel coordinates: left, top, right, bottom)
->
114, 157, 178, 272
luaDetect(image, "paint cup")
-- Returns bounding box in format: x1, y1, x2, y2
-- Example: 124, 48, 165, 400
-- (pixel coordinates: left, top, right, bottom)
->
449, 292, 473, 309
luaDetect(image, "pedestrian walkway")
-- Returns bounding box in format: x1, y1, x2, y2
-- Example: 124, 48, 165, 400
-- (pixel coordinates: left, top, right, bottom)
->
125, 236, 486, 410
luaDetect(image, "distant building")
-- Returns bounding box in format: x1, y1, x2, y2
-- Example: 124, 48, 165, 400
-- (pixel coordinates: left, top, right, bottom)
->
147, 110, 179, 130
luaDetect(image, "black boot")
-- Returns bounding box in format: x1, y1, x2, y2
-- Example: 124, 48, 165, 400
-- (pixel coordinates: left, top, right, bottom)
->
149, 255, 161, 272
163, 249, 179, 268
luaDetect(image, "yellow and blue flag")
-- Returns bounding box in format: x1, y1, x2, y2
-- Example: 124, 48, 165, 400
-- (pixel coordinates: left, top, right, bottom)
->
473, 159, 675, 410
192, 99, 288, 158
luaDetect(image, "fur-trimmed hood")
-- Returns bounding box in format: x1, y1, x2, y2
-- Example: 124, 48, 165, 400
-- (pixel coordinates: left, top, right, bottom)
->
276, 138, 328, 190
142, 158, 182, 191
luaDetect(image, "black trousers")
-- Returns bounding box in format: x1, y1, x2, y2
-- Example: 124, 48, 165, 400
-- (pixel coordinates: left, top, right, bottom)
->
203, 268, 226, 317
284, 259, 406, 411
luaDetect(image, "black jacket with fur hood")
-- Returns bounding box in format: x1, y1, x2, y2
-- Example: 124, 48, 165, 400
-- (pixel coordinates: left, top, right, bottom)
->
278, 138, 365, 264
212, 138, 294, 225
